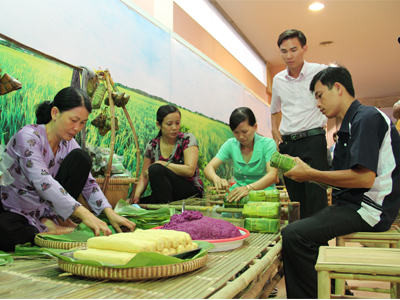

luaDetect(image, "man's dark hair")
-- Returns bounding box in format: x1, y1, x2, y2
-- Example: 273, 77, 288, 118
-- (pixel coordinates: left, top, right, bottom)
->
309, 66, 355, 98
277, 29, 307, 48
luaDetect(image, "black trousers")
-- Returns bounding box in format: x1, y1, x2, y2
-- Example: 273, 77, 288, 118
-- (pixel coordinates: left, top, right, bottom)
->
282, 204, 375, 299
0, 149, 91, 252
279, 134, 329, 219
140, 163, 201, 204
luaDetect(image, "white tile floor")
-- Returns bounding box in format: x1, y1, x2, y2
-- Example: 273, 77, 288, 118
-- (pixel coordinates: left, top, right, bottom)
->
273, 239, 391, 299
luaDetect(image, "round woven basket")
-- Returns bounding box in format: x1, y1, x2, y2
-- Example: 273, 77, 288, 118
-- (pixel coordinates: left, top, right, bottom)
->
58, 254, 208, 280
95, 177, 137, 207
35, 227, 86, 250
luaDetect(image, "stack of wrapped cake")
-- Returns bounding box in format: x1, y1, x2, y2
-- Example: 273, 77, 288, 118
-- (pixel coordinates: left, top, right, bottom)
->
243, 189, 281, 234
73, 229, 198, 265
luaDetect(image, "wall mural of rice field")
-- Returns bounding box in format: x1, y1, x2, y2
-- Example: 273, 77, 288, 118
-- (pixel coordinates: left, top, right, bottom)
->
0, 0, 272, 189
0, 42, 234, 185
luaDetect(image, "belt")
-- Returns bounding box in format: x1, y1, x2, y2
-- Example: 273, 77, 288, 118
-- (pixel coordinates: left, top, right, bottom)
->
281, 128, 325, 141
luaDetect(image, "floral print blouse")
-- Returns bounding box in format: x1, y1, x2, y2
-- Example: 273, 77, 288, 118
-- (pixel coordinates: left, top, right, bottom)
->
144, 132, 204, 196
0, 124, 111, 232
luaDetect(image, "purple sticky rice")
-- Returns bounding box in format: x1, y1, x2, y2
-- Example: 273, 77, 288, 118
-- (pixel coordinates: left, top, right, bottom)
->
161, 210, 241, 240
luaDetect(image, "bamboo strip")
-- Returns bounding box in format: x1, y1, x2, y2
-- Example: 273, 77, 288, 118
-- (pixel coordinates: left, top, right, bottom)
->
346, 285, 390, 294
208, 239, 282, 299
330, 272, 400, 282
240, 255, 282, 299
259, 266, 284, 298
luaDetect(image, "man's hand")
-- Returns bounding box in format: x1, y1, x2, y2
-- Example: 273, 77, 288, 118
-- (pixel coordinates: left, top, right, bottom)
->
271, 128, 283, 151
284, 157, 312, 182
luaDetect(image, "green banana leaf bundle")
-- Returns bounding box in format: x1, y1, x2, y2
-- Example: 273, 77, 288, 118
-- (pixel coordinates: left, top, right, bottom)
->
242, 202, 281, 219
92, 83, 107, 109
248, 190, 265, 202
244, 218, 280, 233
223, 195, 249, 208
42, 240, 214, 268
264, 189, 280, 202
270, 151, 296, 172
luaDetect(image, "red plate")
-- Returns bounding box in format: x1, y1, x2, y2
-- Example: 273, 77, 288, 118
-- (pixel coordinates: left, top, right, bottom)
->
151, 226, 250, 243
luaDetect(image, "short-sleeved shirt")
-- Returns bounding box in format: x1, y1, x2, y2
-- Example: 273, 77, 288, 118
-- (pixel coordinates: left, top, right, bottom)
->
216, 133, 277, 191
144, 132, 204, 196
0, 124, 111, 232
332, 100, 400, 231
271, 61, 327, 135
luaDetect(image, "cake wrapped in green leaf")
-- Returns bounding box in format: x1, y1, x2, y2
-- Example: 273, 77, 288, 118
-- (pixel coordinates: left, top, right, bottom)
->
264, 189, 280, 202
244, 218, 280, 233
270, 151, 296, 172
242, 202, 281, 219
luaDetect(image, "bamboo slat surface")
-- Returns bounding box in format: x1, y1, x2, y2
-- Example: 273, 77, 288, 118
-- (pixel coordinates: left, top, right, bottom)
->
0, 232, 281, 299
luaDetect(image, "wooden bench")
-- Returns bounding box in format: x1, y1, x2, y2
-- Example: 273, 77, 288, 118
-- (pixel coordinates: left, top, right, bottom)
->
315, 246, 400, 298
336, 225, 400, 248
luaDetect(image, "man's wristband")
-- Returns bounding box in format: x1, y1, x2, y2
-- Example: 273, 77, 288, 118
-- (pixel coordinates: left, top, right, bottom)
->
165, 162, 170, 168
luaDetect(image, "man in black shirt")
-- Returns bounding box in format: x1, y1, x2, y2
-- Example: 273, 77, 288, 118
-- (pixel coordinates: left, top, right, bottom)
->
281, 66, 400, 298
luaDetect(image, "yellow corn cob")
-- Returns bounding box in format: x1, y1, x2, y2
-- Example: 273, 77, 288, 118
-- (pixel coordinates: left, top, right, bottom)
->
169, 247, 177, 255
113, 232, 165, 251
176, 244, 186, 254
87, 236, 157, 253
161, 248, 170, 256
73, 248, 136, 265
133, 229, 176, 248
153, 229, 191, 246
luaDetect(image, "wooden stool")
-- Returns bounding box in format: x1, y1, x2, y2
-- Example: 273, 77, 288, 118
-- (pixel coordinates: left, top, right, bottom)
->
336, 225, 400, 248
315, 246, 400, 298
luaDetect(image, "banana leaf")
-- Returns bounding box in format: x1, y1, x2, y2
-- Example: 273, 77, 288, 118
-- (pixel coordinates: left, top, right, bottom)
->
265, 189, 280, 202
224, 195, 249, 208
270, 151, 296, 172
248, 190, 265, 202
244, 218, 280, 233
0, 251, 13, 266
41, 240, 214, 268
242, 202, 281, 219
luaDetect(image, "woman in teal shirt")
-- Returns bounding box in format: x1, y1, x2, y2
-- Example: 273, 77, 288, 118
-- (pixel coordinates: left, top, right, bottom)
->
204, 107, 278, 203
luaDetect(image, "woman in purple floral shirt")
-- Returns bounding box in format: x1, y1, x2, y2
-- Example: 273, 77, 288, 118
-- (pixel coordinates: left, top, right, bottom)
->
133, 105, 204, 204
0, 87, 135, 252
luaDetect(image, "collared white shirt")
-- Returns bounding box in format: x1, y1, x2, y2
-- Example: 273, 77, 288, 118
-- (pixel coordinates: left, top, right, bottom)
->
271, 61, 327, 135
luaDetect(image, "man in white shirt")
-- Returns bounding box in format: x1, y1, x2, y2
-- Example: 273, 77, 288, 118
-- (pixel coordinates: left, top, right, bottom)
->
271, 29, 328, 218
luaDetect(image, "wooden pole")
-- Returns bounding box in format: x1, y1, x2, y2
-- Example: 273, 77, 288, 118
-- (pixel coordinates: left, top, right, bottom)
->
240, 256, 282, 299
122, 106, 141, 204
209, 239, 283, 299
101, 71, 116, 194
138, 203, 290, 214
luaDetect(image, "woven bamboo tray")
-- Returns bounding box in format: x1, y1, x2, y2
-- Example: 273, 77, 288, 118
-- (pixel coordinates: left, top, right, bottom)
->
34, 227, 86, 250
58, 254, 209, 280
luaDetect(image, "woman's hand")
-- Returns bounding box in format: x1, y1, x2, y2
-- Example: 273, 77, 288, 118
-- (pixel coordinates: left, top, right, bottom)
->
226, 186, 249, 203
132, 195, 140, 204
212, 176, 229, 191
72, 205, 112, 236
103, 207, 136, 233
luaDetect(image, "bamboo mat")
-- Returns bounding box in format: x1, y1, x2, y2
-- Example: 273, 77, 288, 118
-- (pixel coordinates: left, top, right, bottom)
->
0, 232, 281, 299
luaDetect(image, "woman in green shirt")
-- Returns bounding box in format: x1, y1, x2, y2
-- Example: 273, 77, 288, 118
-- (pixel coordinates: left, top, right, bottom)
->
204, 107, 278, 203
